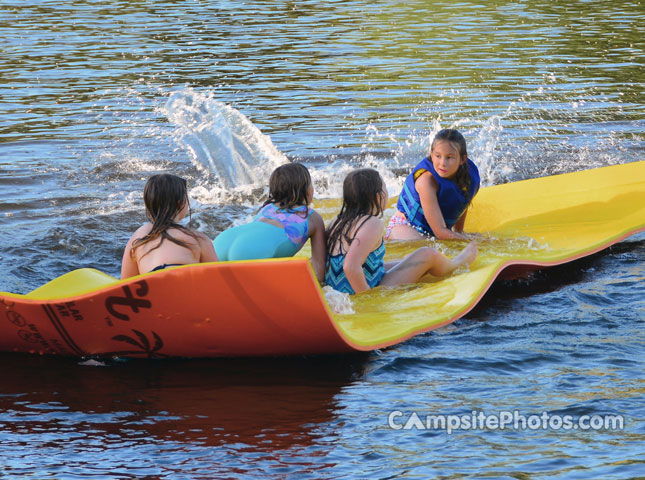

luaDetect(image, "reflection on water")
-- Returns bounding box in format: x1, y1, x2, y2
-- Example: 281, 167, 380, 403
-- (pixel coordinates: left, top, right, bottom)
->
0, 354, 367, 451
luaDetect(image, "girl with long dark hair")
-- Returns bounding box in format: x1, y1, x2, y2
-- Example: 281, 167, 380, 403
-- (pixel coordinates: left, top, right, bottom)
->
326, 168, 477, 294
387, 129, 480, 240
121, 174, 218, 278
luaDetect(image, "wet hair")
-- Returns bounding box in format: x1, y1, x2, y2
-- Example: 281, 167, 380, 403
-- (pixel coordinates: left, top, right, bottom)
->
326, 168, 385, 255
131, 174, 199, 258
261, 162, 312, 216
431, 128, 473, 203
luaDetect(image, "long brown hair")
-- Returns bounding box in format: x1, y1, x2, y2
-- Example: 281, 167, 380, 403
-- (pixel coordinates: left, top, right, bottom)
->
326, 168, 385, 255
131, 174, 199, 258
431, 128, 473, 202
261, 163, 312, 216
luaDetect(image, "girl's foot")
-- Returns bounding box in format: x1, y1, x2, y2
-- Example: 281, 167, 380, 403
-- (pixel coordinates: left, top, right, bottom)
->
451, 241, 477, 269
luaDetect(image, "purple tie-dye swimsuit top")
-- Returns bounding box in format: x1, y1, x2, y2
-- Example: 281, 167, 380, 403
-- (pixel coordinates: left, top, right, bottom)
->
254, 203, 312, 249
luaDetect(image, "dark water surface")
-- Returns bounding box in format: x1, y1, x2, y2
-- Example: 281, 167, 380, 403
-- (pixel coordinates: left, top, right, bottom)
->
1, 0, 644, 477
1, 240, 644, 478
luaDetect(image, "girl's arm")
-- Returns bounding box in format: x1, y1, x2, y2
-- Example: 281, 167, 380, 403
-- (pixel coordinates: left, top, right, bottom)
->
308, 211, 327, 284
453, 209, 468, 233
343, 217, 383, 294
120, 236, 140, 279
416, 173, 468, 240
197, 232, 219, 263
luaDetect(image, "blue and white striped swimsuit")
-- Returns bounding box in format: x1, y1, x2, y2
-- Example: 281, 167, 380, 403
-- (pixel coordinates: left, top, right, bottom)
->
325, 241, 386, 295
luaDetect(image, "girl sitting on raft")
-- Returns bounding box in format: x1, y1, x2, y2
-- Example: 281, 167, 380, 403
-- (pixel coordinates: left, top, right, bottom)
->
121, 173, 218, 279
325, 168, 477, 295
387, 128, 480, 241
213, 162, 327, 283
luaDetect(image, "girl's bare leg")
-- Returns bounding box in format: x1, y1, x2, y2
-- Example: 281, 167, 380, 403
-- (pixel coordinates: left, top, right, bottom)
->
386, 224, 425, 240
431, 241, 477, 276
380, 242, 477, 287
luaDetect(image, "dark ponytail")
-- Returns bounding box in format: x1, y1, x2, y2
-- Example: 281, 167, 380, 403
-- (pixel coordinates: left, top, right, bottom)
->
326, 169, 384, 255
260, 162, 311, 217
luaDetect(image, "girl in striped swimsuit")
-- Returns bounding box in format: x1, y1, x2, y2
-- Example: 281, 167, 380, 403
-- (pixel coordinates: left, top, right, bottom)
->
325, 169, 477, 295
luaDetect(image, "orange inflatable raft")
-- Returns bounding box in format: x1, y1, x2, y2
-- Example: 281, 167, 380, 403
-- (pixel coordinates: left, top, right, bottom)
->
1, 161, 643, 358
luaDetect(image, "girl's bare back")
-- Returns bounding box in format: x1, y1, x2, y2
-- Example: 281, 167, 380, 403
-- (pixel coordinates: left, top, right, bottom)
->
123, 224, 212, 277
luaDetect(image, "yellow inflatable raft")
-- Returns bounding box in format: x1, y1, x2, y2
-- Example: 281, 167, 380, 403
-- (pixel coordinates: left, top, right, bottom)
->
1, 162, 643, 358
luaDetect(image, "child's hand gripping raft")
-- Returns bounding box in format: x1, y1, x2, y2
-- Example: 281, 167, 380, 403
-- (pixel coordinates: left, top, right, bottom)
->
325, 169, 477, 295
387, 129, 480, 241
213, 163, 327, 283
121, 174, 219, 279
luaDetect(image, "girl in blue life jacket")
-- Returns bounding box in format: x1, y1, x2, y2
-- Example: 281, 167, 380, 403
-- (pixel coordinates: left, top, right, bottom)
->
325, 168, 477, 295
213, 162, 327, 284
386, 129, 480, 241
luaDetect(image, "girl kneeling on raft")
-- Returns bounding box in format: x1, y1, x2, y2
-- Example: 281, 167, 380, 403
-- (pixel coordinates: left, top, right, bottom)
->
387, 128, 480, 241
121, 173, 218, 279
325, 168, 477, 295
213, 162, 326, 283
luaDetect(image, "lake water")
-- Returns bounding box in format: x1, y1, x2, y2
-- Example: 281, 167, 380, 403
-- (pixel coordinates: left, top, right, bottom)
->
1, 0, 644, 478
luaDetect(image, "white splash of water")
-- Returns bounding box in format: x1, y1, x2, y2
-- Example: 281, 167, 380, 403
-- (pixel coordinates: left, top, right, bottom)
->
323, 286, 355, 315
163, 88, 288, 189
78, 359, 107, 367
309, 152, 404, 201
469, 115, 505, 186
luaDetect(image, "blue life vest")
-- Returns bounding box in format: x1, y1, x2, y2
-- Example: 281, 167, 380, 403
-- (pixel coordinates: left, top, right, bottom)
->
396, 158, 480, 236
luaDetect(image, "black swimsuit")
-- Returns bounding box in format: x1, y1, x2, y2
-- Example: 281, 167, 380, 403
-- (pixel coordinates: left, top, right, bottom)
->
150, 263, 184, 272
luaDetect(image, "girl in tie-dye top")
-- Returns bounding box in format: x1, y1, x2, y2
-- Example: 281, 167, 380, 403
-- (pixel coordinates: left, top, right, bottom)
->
214, 163, 326, 283
325, 168, 478, 295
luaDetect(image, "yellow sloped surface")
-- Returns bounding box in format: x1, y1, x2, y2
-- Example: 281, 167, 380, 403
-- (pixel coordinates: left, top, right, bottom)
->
310, 161, 645, 349
464, 162, 644, 251
25, 268, 119, 300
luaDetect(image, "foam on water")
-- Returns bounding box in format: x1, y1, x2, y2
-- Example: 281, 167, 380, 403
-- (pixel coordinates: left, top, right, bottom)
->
323, 286, 355, 315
